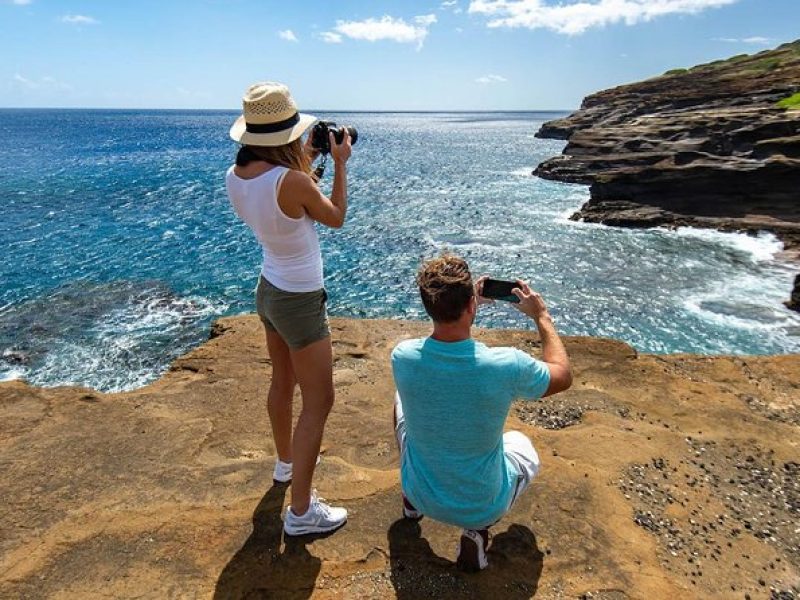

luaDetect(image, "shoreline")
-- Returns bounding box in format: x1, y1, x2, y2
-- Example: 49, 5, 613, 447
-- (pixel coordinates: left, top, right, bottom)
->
533, 39, 800, 310
3, 301, 800, 395
1, 315, 798, 598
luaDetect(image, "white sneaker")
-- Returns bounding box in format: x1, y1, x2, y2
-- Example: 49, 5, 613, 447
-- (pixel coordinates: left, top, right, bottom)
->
272, 455, 321, 483
402, 494, 423, 520
283, 490, 347, 536
456, 529, 489, 572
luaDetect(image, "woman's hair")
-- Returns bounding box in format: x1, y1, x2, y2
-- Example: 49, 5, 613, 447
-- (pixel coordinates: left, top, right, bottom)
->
416, 254, 474, 323
236, 138, 312, 175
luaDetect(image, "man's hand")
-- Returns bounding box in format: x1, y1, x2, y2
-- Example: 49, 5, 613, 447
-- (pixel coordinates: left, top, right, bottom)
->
474, 275, 495, 306
513, 279, 571, 396
330, 130, 352, 165
511, 279, 550, 321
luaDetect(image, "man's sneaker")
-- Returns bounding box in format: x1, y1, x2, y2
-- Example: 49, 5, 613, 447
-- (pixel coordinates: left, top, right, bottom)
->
456, 529, 489, 572
272, 455, 321, 484
402, 494, 423, 520
283, 490, 347, 536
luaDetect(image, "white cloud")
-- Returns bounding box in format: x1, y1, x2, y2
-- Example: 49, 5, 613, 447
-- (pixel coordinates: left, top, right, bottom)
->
12, 0, 33, 5
468, 0, 738, 35
330, 14, 438, 49
475, 74, 508, 84
319, 31, 343, 44
12, 73, 72, 91
61, 14, 99, 25
13, 73, 35, 87
714, 36, 771, 45
278, 29, 298, 42
441, 1, 464, 14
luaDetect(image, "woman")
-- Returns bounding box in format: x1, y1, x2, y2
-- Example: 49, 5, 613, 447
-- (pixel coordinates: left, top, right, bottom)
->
226, 82, 351, 535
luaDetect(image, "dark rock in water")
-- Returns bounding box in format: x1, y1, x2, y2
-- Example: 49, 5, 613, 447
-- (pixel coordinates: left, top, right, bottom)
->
1, 349, 30, 365
787, 274, 800, 312
535, 39, 800, 308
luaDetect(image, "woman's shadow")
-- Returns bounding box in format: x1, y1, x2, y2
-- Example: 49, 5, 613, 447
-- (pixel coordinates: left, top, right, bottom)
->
214, 484, 324, 600
388, 519, 543, 599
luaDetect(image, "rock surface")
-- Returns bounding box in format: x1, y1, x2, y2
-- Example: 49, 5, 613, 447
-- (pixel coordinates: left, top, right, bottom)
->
534, 40, 800, 308
1, 316, 799, 599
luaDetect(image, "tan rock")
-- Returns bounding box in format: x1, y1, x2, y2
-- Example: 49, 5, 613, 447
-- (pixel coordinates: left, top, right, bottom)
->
1, 316, 798, 599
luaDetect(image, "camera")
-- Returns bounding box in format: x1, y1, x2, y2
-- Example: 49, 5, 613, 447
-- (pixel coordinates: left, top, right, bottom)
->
310, 121, 358, 155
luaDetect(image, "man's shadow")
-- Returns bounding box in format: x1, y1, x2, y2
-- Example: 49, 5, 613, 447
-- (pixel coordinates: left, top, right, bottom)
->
214, 484, 323, 600
388, 519, 543, 599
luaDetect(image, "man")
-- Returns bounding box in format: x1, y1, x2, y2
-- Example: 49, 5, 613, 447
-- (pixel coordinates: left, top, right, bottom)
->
391, 255, 572, 571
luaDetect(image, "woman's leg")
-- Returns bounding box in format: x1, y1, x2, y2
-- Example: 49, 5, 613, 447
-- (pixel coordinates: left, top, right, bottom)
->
265, 329, 296, 463
287, 335, 334, 516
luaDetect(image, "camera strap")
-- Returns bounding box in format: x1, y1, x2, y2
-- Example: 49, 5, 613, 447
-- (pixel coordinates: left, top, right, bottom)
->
313, 154, 328, 181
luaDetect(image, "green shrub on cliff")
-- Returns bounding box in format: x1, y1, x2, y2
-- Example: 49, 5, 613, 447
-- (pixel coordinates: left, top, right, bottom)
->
750, 57, 782, 72
777, 92, 800, 109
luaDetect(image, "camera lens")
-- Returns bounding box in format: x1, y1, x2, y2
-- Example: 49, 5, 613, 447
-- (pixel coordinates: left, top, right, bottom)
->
332, 126, 358, 146
344, 126, 358, 146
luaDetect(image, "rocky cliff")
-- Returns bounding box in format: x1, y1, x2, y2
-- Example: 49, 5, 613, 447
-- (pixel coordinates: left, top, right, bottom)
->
534, 40, 800, 309
1, 316, 799, 599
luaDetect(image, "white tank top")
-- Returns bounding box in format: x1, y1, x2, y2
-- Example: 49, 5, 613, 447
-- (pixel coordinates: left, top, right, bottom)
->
226, 165, 323, 292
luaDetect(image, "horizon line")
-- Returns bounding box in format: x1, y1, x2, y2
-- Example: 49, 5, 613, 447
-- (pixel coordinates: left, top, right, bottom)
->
0, 107, 576, 113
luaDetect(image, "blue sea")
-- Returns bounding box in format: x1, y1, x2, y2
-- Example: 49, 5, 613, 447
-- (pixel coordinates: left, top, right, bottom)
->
1, 109, 799, 392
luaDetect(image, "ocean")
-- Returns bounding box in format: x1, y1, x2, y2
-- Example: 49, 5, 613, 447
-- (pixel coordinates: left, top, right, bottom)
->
1, 109, 799, 392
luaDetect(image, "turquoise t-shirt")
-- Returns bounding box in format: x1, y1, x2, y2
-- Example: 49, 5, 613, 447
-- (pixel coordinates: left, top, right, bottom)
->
391, 337, 550, 529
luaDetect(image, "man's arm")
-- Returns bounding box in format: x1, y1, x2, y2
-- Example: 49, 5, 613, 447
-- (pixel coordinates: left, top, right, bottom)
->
512, 280, 572, 397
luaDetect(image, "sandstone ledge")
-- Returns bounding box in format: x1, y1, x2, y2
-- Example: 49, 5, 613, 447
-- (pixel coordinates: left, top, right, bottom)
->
1, 316, 799, 599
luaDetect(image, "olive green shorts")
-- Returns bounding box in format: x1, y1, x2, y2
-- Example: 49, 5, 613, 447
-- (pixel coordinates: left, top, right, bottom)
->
255, 276, 330, 350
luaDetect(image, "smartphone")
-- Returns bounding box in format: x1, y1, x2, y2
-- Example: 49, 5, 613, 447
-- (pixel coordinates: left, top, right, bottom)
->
481, 278, 520, 303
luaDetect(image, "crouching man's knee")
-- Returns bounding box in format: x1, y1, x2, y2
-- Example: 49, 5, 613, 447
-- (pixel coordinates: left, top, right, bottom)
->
503, 430, 540, 486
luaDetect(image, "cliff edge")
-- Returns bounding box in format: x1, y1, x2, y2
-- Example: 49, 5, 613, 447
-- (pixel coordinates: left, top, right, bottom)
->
1, 316, 799, 598
534, 40, 800, 310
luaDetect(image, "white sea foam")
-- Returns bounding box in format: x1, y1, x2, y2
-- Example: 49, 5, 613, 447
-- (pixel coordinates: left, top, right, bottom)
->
24, 290, 227, 393
0, 366, 28, 383
682, 268, 800, 351
683, 297, 792, 332
667, 227, 784, 263
556, 204, 590, 224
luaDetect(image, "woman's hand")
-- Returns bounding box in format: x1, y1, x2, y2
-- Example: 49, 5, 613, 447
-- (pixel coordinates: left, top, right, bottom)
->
330, 130, 352, 165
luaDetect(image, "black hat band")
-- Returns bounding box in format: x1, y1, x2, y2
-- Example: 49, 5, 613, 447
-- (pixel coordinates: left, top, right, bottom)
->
245, 112, 300, 134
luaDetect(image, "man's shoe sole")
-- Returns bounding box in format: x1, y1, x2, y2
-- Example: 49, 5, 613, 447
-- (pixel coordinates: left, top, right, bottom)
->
283, 520, 347, 537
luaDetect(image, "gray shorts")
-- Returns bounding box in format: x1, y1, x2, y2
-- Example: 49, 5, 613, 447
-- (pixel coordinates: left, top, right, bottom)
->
394, 392, 540, 526
255, 275, 330, 350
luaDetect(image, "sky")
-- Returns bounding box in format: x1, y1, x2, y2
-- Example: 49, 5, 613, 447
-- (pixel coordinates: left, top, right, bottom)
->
1, 0, 799, 111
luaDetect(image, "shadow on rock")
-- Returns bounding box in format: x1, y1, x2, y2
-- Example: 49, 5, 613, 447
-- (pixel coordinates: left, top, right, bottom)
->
388, 519, 543, 599
214, 484, 322, 600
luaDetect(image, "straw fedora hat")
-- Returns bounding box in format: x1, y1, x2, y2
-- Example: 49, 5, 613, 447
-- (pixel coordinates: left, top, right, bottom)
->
229, 82, 316, 147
